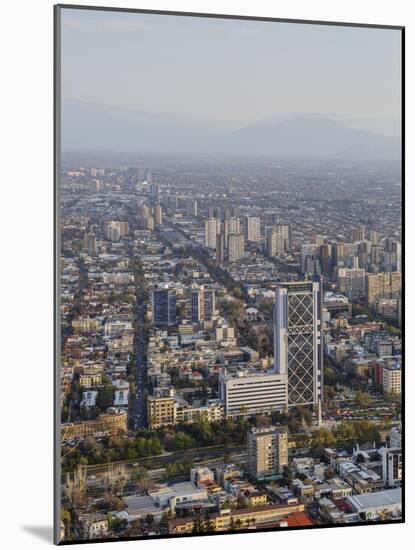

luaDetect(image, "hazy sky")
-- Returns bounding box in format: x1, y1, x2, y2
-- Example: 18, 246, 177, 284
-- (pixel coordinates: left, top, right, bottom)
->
61, 8, 401, 136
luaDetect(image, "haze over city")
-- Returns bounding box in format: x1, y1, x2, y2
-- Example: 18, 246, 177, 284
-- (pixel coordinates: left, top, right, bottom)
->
61, 10, 401, 155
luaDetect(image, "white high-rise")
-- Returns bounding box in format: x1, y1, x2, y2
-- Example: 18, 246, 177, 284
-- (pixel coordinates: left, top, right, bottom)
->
273, 280, 323, 407
204, 218, 220, 249
267, 229, 284, 258
228, 233, 245, 262
244, 215, 261, 242
224, 217, 241, 243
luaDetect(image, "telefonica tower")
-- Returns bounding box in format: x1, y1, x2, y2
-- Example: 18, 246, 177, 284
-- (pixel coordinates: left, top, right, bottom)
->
273, 280, 323, 408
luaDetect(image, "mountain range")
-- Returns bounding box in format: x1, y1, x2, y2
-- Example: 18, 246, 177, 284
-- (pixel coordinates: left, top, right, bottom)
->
61, 99, 400, 160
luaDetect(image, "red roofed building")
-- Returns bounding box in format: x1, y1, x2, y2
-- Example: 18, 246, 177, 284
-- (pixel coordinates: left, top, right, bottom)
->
282, 511, 315, 527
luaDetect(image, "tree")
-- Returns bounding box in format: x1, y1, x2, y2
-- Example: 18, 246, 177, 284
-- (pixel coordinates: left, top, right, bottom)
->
97, 384, 114, 410
148, 437, 163, 456
133, 466, 149, 492
282, 465, 293, 483
255, 414, 271, 427
355, 390, 372, 407
233, 287, 242, 299
384, 323, 401, 337
324, 367, 336, 387
258, 299, 274, 320
288, 417, 301, 434
61, 508, 71, 538
334, 422, 357, 442
192, 511, 205, 533
196, 415, 213, 442
96, 494, 124, 512
107, 513, 127, 532
203, 513, 214, 532
354, 420, 381, 445
103, 464, 127, 496
83, 436, 99, 452
160, 511, 170, 531
65, 464, 87, 506
174, 431, 195, 451
324, 385, 336, 401
312, 427, 335, 448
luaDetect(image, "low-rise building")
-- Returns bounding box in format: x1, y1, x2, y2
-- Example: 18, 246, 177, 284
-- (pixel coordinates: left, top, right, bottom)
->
79, 373, 102, 388
61, 409, 127, 441
149, 481, 208, 513
78, 514, 108, 540
114, 389, 129, 408
168, 502, 305, 534
291, 480, 315, 503
81, 390, 98, 408
190, 467, 215, 487
175, 400, 224, 424
72, 318, 101, 334
345, 488, 402, 520
147, 395, 176, 428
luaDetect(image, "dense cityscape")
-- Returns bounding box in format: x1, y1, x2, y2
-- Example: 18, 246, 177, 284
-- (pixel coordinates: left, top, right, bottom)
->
58, 153, 402, 542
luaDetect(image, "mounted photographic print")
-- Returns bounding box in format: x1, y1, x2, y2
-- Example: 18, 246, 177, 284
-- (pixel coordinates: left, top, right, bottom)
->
54, 4, 404, 544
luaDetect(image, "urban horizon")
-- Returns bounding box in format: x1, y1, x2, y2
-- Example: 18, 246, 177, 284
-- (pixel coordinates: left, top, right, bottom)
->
56, 6, 403, 545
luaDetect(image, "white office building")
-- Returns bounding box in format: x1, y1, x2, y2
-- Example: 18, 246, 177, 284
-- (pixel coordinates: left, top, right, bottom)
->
219, 369, 287, 417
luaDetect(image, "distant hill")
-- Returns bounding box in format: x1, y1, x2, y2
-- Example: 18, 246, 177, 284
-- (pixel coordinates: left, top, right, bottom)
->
61, 99, 216, 153
218, 116, 400, 159
61, 100, 400, 160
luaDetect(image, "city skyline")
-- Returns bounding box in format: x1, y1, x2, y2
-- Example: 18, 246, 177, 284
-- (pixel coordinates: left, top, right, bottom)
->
57, 152, 402, 542
56, 6, 403, 544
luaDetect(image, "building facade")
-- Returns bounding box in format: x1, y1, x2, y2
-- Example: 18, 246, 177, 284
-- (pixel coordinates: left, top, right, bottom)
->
61, 410, 127, 441
228, 233, 245, 262
273, 280, 323, 407
205, 218, 220, 249
147, 396, 176, 428
190, 287, 216, 323
244, 215, 261, 242
267, 229, 284, 258
219, 370, 288, 417
152, 288, 177, 326
248, 426, 289, 479
382, 364, 401, 395
381, 447, 402, 487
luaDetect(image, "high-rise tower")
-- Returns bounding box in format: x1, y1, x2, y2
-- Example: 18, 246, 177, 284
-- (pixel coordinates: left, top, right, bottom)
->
152, 288, 177, 326
273, 280, 323, 407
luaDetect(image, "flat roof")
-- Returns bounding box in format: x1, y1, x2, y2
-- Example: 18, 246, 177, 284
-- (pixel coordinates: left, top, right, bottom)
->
171, 481, 206, 496
124, 494, 160, 517
346, 488, 401, 511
